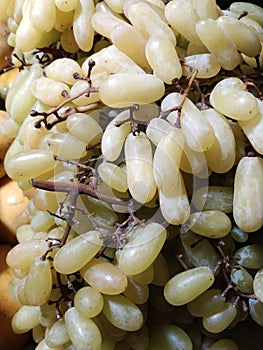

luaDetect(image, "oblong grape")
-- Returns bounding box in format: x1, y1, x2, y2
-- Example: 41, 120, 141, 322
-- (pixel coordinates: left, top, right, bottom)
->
192, 186, 233, 213
5, 149, 56, 182
209, 84, 258, 121
234, 244, 263, 269
253, 268, 263, 302
164, 267, 215, 306
12, 306, 41, 334
202, 108, 236, 173
195, 18, 241, 70
123, 277, 149, 305
81, 258, 128, 295
249, 298, 263, 327
125, 132, 156, 203
98, 162, 128, 192
103, 294, 143, 331
55, 0, 79, 12
53, 230, 103, 274
66, 113, 102, 144
188, 211, 232, 238
118, 223, 167, 275
99, 73, 165, 108
209, 338, 238, 350
202, 302, 237, 333
6, 239, 49, 270
146, 118, 173, 146
30, 0, 56, 33
65, 307, 102, 350
233, 156, 263, 232
230, 2, 263, 26
74, 286, 104, 318
45, 318, 70, 348
73, 0, 94, 52
183, 53, 221, 78
148, 324, 193, 350
44, 57, 82, 85
25, 258, 52, 306
145, 34, 182, 83
187, 289, 225, 317
231, 266, 253, 294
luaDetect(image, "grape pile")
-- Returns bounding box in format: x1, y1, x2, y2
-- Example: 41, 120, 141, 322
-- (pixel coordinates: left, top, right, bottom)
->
1, 0, 263, 349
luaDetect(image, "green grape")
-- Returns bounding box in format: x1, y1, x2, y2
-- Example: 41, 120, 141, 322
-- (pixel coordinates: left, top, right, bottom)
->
202, 302, 238, 333
230, 266, 253, 294
234, 244, 263, 269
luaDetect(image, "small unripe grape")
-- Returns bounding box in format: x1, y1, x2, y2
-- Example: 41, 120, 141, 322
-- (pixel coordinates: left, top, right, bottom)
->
164, 267, 215, 306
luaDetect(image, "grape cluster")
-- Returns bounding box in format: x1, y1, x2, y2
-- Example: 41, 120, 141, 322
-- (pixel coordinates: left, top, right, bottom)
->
1, 0, 263, 349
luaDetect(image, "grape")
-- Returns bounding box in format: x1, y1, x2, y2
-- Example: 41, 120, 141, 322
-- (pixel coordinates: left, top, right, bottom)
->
2, 0, 263, 348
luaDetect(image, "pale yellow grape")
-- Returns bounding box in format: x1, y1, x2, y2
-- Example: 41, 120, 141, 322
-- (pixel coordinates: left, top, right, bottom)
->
53, 230, 103, 274
0, 117, 20, 139
91, 11, 126, 39
29, 0, 56, 33
131, 264, 154, 285
233, 156, 263, 232
103, 294, 143, 331
202, 302, 237, 333
11, 0, 24, 23
0, 0, 9, 21
45, 318, 70, 348
8, 63, 43, 123
31, 77, 70, 106
82, 45, 145, 76
192, 186, 233, 213
211, 76, 245, 90
159, 171, 190, 225
23, 120, 48, 151
182, 54, 221, 78
148, 324, 193, 350
202, 108, 236, 173
165, 0, 203, 46
15, 0, 42, 52
239, 100, 263, 155
110, 22, 150, 70
217, 16, 261, 57
65, 307, 102, 350
98, 162, 128, 192
12, 305, 41, 334
30, 210, 55, 232
195, 19, 241, 70
153, 128, 184, 192
44, 58, 82, 85
146, 117, 173, 146
164, 267, 215, 306
125, 132, 156, 203
126, 2, 176, 43
55, 8, 74, 32
60, 28, 79, 53
190, 0, 219, 20
99, 73, 164, 108
6, 239, 49, 270
5, 149, 56, 181
209, 338, 239, 350
145, 34, 182, 83
209, 83, 259, 122
70, 73, 107, 106
16, 224, 35, 243
66, 113, 102, 144
81, 258, 128, 295
24, 258, 52, 306
162, 93, 215, 152
35, 339, 63, 350
230, 2, 263, 26
55, 0, 79, 12
74, 286, 104, 318
118, 223, 167, 275
103, 0, 124, 13
123, 277, 149, 304
188, 211, 232, 238
73, 0, 94, 52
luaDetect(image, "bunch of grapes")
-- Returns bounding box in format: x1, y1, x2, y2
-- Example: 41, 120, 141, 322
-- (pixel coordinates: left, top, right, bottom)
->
1, 0, 263, 349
